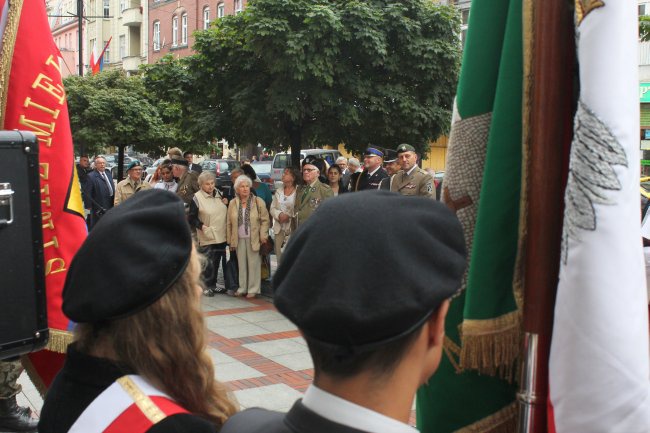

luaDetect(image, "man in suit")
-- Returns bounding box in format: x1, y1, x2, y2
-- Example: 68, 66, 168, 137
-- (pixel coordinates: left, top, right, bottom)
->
183, 151, 203, 174
349, 148, 388, 192
221, 191, 467, 433
336, 157, 351, 189
390, 144, 435, 198
84, 156, 114, 230
294, 157, 333, 227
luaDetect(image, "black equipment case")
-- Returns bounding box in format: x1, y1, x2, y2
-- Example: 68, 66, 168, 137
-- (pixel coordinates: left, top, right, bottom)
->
0, 130, 48, 360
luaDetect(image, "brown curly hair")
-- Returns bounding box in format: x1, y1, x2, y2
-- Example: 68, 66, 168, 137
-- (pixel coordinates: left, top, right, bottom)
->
75, 249, 237, 427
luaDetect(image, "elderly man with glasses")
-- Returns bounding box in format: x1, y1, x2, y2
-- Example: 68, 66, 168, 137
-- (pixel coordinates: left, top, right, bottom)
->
294, 157, 333, 227
114, 160, 151, 206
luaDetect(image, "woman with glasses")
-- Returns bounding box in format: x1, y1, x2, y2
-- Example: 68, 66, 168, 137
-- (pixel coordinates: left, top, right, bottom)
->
294, 157, 333, 228
114, 160, 151, 205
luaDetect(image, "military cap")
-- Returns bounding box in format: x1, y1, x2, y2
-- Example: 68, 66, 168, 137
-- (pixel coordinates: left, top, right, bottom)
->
384, 149, 398, 163
364, 147, 384, 158
396, 143, 416, 154
170, 157, 189, 166
302, 156, 325, 173
126, 159, 142, 172
273, 190, 466, 351
63, 190, 192, 323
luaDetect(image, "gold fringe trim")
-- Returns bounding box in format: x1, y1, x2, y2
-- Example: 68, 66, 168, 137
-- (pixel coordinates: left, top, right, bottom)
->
20, 355, 48, 397
454, 402, 517, 433
443, 336, 464, 374
459, 312, 521, 381
0, 0, 22, 126
46, 328, 74, 353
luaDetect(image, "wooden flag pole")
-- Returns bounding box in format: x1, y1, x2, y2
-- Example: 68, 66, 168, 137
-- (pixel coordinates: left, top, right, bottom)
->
517, 0, 575, 432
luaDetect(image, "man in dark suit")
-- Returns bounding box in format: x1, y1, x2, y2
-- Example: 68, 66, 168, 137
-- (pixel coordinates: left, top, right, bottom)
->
349, 147, 388, 191
221, 191, 467, 433
183, 151, 203, 174
84, 156, 114, 230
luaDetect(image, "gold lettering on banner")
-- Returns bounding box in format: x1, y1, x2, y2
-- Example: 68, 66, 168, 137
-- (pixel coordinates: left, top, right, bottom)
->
18, 114, 55, 147
45, 258, 66, 276
42, 217, 55, 230
45, 55, 62, 76
41, 184, 50, 196
42, 196, 51, 207
43, 236, 59, 250
24, 97, 60, 119
40, 163, 49, 180
31, 73, 65, 105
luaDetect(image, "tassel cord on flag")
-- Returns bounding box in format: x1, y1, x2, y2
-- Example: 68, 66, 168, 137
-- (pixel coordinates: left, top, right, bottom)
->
0, 0, 22, 125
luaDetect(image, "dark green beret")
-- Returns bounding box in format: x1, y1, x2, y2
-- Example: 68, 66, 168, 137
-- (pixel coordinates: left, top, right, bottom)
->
396, 143, 416, 154
126, 160, 142, 172
62, 190, 192, 323
273, 190, 466, 350
302, 156, 325, 173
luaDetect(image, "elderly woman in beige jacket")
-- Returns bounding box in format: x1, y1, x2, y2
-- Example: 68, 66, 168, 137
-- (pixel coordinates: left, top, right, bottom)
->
227, 175, 270, 298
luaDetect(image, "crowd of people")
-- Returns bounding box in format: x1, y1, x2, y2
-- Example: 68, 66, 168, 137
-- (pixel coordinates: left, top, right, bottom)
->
74, 143, 439, 300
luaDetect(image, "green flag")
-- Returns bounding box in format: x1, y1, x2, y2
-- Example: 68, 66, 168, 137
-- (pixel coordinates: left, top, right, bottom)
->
416, 0, 522, 430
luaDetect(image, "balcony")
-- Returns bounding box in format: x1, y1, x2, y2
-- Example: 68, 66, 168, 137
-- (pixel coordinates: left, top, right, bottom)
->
122, 56, 142, 72
122, 7, 142, 27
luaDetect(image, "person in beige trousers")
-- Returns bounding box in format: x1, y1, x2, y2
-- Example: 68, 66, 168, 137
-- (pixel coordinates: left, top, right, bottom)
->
227, 175, 270, 298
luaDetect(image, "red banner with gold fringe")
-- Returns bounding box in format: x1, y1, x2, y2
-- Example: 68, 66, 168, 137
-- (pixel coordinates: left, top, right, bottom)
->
0, 0, 86, 390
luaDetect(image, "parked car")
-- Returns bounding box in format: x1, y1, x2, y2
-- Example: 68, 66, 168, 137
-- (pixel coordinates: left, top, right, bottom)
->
251, 161, 275, 193
271, 148, 341, 183
200, 159, 241, 190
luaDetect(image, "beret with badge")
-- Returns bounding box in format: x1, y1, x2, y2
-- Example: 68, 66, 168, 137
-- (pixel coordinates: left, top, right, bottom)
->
396, 143, 416, 154
273, 190, 466, 352
126, 159, 142, 172
62, 189, 192, 323
302, 156, 325, 174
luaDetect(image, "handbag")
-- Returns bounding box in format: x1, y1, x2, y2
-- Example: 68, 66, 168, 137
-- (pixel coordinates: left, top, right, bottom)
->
224, 254, 239, 291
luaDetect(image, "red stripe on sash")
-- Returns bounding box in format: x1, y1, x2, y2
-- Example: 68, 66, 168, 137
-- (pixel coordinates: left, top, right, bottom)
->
104, 397, 189, 433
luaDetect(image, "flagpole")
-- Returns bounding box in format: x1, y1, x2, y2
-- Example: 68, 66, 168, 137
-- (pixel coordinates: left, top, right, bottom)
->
516, 0, 575, 431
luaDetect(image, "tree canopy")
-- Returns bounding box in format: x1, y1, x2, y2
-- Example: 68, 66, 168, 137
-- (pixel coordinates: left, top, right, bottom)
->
641, 15, 650, 42
144, 0, 461, 164
64, 70, 172, 156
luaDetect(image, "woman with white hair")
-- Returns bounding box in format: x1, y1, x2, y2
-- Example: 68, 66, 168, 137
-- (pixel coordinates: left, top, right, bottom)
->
226, 175, 270, 298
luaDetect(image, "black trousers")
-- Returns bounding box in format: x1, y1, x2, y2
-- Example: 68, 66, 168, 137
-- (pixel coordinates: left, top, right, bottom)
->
201, 242, 228, 287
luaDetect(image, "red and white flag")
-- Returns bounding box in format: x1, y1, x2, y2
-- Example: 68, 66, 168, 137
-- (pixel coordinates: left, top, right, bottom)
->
548, 2, 650, 431
1, 0, 87, 389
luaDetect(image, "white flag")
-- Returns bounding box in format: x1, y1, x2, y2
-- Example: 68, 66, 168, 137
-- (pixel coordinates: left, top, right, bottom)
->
549, 2, 650, 432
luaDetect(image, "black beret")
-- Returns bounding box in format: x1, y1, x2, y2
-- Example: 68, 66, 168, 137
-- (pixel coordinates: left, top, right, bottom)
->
63, 190, 192, 323
273, 190, 466, 350
396, 143, 416, 154
170, 157, 189, 167
384, 149, 398, 163
302, 156, 325, 173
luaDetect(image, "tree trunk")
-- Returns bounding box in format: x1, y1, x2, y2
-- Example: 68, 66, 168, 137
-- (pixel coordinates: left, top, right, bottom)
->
117, 145, 125, 182
289, 126, 301, 167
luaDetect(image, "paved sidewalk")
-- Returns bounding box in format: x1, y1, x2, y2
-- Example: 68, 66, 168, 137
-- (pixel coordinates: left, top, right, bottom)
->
17, 291, 416, 425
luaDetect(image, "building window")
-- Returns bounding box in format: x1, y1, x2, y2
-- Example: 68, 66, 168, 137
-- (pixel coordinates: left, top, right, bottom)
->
153, 21, 161, 51
217, 3, 225, 18
119, 35, 126, 59
181, 13, 188, 45
120, 0, 125, 13
103, 0, 110, 18
89, 38, 95, 64
104, 41, 110, 63
460, 8, 469, 47
172, 16, 178, 46
235, 0, 243, 13
203, 7, 210, 29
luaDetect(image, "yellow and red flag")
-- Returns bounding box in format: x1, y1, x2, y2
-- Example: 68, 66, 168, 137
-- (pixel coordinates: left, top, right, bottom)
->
0, 0, 87, 390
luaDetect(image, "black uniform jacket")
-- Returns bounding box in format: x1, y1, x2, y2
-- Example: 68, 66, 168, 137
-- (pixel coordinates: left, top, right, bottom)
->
350, 168, 388, 192
220, 400, 368, 433
39, 344, 216, 433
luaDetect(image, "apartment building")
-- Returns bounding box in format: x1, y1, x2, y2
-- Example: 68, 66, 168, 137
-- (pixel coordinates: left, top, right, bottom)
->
48, 0, 85, 77
149, 0, 247, 63
85, 0, 148, 74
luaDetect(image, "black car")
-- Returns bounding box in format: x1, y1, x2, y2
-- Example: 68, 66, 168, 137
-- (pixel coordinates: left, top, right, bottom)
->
251, 161, 276, 193
201, 159, 241, 190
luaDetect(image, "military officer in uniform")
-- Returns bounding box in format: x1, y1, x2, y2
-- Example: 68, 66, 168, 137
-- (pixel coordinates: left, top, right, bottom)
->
379, 149, 400, 190
0, 360, 38, 432
390, 144, 435, 198
171, 157, 200, 207
220, 191, 467, 433
294, 157, 333, 227
349, 147, 388, 192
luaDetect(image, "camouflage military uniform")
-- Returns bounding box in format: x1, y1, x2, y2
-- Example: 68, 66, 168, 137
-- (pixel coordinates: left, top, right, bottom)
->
0, 361, 22, 399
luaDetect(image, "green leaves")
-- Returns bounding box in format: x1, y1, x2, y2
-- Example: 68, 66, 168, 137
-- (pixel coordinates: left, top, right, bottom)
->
143, 0, 461, 157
